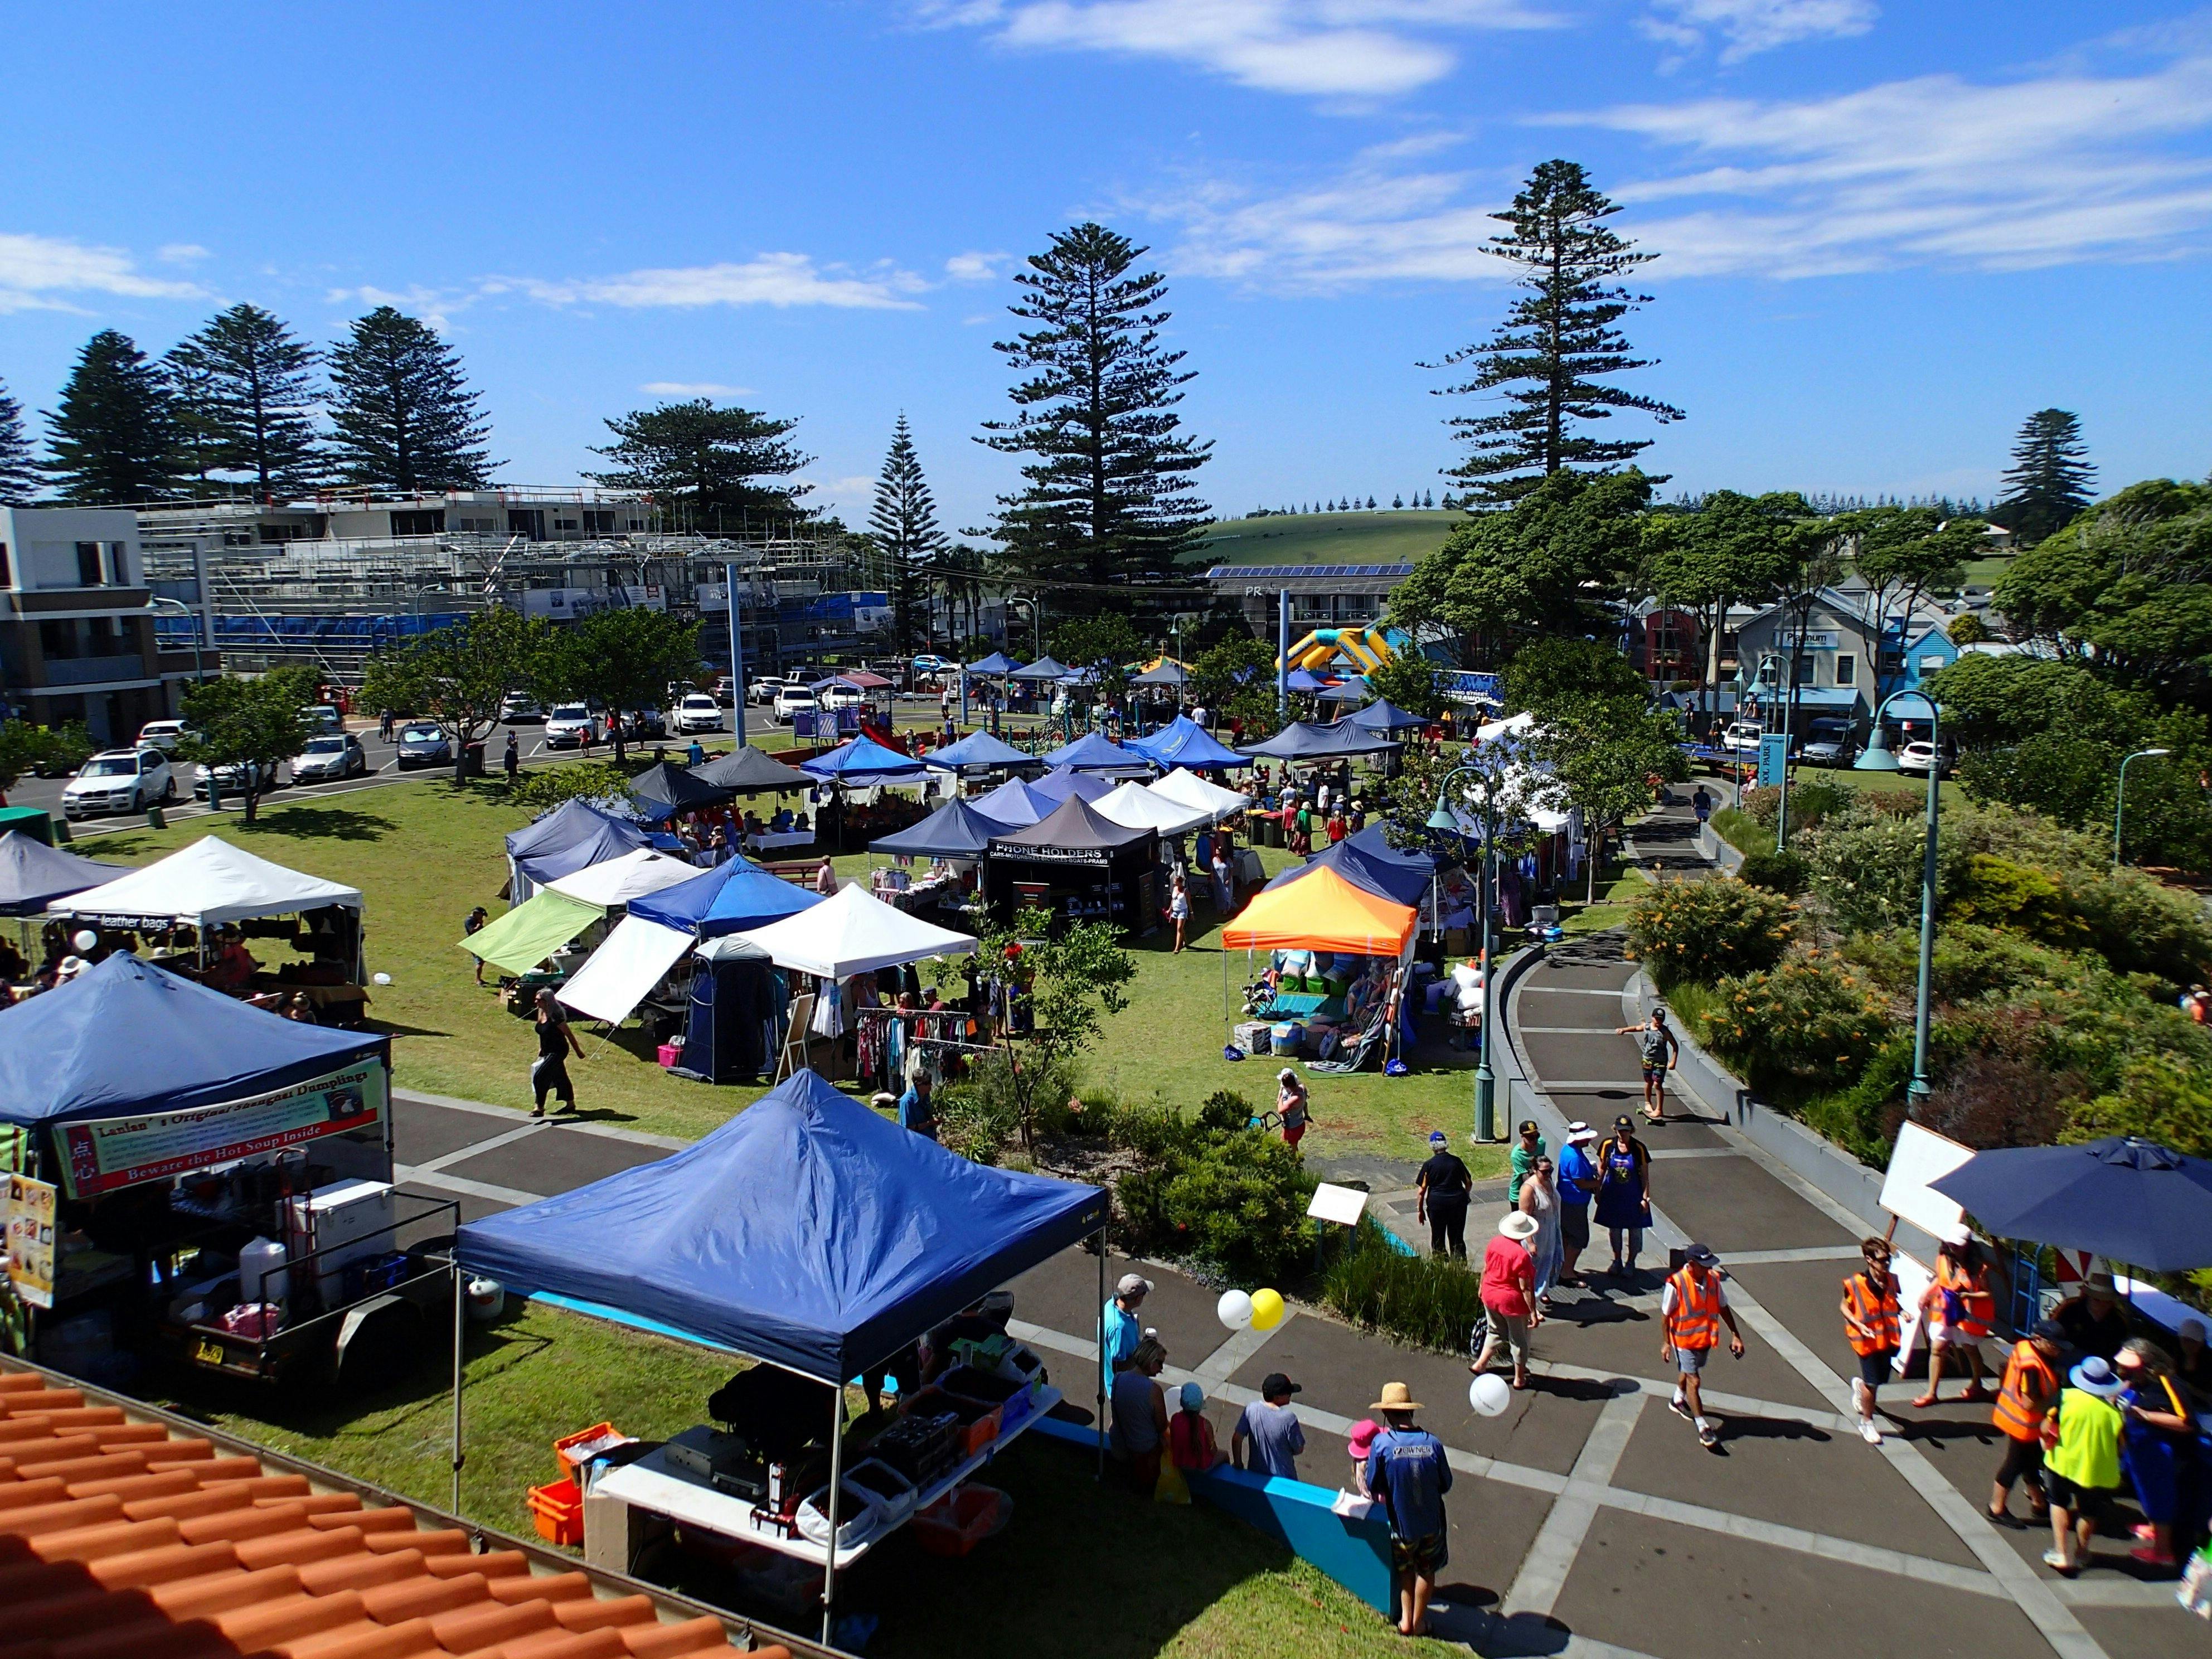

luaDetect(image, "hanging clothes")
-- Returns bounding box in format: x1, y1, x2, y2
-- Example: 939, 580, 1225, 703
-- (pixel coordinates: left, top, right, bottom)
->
811, 977, 848, 1039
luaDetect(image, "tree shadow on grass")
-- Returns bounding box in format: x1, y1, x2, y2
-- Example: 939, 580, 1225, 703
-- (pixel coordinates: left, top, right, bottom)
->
236, 807, 396, 842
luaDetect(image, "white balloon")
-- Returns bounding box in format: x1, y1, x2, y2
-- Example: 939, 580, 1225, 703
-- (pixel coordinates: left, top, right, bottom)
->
1469, 1372, 1511, 1417
72, 930, 98, 953
1216, 1289, 1254, 1332
371, 972, 392, 986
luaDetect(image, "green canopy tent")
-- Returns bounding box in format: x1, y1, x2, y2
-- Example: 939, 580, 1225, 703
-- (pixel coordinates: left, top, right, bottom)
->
460, 890, 604, 977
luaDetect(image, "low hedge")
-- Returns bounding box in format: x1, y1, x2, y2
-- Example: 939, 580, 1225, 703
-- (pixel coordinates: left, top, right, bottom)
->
1320, 1221, 1484, 1355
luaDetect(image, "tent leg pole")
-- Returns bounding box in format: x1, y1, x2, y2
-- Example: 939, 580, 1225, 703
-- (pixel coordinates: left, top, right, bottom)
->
1097, 1225, 1107, 1482
819, 1382, 845, 1647
449, 1254, 464, 1516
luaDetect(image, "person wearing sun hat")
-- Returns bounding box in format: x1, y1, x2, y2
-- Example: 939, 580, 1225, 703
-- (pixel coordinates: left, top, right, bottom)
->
2041, 1353, 2129, 1575
1473, 1211, 1543, 1390
1365, 1380, 1452, 1637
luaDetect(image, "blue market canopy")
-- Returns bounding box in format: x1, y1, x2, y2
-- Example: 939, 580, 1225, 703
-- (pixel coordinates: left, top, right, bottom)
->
628, 760, 732, 821
1131, 661, 1187, 686
1931, 1137, 2212, 1273
0, 954, 385, 1127
972, 775, 1059, 827
869, 797, 1012, 861
1007, 655, 1071, 682
1316, 680, 1369, 702
801, 734, 928, 786
1040, 731, 1147, 773
963, 651, 1022, 676
1239, 720, 1402, 761
1264, 834, 1436, 909
1348, 698, 1430, 734
0, 832, 122, 917
1285, 669, 1327, 693
924, 730, 1034, 773
1030, 767, 1114, 806
1345, 821, 1448, 873
1125, 715, 1251, 772
505, 799, 651, 885
455, 1069, 1105, 1380
628, 856, 825, 939
504, 798, 640, 861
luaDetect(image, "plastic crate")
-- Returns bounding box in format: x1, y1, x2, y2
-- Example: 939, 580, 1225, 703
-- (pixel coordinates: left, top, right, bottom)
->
554, 1421, 633, 1479
911, 1485, 1012, 1558
529, 1478, 583, 1546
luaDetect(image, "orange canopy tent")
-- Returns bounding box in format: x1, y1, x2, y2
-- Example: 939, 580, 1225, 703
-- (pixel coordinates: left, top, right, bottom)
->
1221, 864, 1417, 957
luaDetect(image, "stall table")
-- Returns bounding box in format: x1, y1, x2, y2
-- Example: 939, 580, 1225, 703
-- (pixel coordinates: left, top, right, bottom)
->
745, 831, 816, 856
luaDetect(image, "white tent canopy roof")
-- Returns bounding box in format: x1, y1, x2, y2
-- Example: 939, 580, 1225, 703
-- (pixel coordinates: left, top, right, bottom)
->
734, 881, 977, 980
52, 835, 362, 926
546, 848, 703, 910
1094, 780, 1211, 837
1151, 768, 1250, 825
556, 915, 696, 1026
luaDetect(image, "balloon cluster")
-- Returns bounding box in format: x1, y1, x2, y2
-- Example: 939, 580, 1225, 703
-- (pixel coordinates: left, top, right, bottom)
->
1216, 1288, 1286, 1332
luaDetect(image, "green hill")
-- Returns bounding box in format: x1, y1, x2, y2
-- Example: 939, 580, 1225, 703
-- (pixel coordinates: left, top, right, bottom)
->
1185, 508, 1463, 567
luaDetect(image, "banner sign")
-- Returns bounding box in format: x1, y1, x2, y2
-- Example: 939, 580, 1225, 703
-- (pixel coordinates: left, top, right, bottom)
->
1441, 671, 1501, 706
55, 1060, 387, 1199
5, 1175, 56, 1309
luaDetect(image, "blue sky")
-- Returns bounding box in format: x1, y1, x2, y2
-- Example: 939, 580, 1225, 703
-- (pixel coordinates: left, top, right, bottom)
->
2, 2, 2208, 530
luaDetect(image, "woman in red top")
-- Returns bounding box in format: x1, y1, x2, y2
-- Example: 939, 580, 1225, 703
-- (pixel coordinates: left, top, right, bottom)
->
1472, 1212, 1543, 1390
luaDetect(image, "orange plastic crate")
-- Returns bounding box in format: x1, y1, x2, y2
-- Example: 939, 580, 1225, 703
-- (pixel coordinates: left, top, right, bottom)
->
528, 1478, 583, 1547
552, 1423, 626, 1479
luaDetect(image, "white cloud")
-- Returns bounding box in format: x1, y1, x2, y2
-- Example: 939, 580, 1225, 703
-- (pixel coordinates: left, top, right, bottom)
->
324, 284, 476, 331
156, 242, 211, 264
0, 231, 205, 314
639, 381, 753, 397
1143, 46, 2212, 284
514, 253, 926, 311
1641, 0, 1875, 64
927, 0, 1556, 100
945, 249, 1012, 281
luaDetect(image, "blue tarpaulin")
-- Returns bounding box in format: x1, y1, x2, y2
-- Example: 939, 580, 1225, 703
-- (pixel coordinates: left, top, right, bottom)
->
1124, 715, 1252, 772
1039, 731, 1146, 772
923, 730, 1033, 773
455, 1069, 1107, 1379
801, 734, 928, 786
628, 857, 824, 939
869, 798, 1011, 861
0, 954, 385, 1126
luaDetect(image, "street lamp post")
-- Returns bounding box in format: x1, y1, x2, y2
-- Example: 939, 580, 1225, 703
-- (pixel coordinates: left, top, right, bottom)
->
1430, 754, 1511, 1142
1855, 690, 1942, 1104
2113, 748, 2171, 867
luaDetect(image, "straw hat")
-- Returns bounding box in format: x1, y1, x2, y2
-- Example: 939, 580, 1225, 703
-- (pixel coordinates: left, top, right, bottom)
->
1369, 1380, 1423, 1413
1498, 1212, 1540, 1242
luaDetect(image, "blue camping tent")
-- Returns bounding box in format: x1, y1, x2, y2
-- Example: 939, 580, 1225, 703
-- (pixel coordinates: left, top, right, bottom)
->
923, 730, 1032, 773
963, 651, 1022, 676
1263, 835, 1437, 909
1039, 731, 1144, 772
628, 856, 824, 939
513, 816, 655, 887
869, 798, 1011, 861
1030, 767, 1114, 805
0, 954, 385, 1126
1239, 720, 1402, 761
455, 1069, 1106, 1378
0, 832, 121, 917
801, 734, 928, 786
972, 775, 1059, 827
505, 799, 645, 864
1124, 715, 1251, 772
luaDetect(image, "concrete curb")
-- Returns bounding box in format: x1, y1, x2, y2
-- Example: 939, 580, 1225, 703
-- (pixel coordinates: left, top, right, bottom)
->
1697, 822, 1746, 874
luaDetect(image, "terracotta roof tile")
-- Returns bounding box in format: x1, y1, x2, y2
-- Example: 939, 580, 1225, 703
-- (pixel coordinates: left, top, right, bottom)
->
486, 1571, 593, 1606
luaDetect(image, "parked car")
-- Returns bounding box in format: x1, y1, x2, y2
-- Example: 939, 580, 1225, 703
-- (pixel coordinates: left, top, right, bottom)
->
293, 732, 369, 783
394, 721, 453, 769
912, 653, 958, 676
1896, 740, 1954, 777
1721, 721, 1766, 755
499, 693, 546, 724
544, 704, 603, 749
194, 758, 274, 799
616, 708, 667, 742
675, 693, 725, 735
62, 749, 175, 819
773, 686, 818, 726
747, 677, 784, 706
711, 676, 738, 707
1798, 718, 1856, 768
304, 704, 345, 735
818, 682, 862, 711
136, 719, 196, 754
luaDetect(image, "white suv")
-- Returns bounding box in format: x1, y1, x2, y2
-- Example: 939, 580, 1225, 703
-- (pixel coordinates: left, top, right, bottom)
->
136, 719, 195, 753
1721, 721, 1766, 755
545, 704, 603, 749
675, 693, 724, 735
773, 686, 818, 725
63, 748, 176, 819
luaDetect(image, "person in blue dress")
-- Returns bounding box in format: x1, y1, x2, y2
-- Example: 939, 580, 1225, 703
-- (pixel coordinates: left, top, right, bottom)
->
1593, 1115, 1653, 1278
2116, 1338, 2206, 1571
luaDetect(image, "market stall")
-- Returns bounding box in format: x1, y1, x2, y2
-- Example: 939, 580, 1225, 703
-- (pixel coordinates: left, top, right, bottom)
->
632, 857, 827, 939
866, 799, 1007, 921
460, 889, 603, 978
1123, 714, 1251, 772
0, 831, 120, 917
1093, 780, 1211, 838
1238, 719, 1403, 764
0, 954, 451, 1390
454, 1068, 1105, 1642
970, 775, 1059, 828
801, 735, 928, 788
1221, 867, 1418, 1071
1347, 698, 1430, 735
630, 761, 735, 823
1037, 732, 1149, 775
921, 730, 1032, 775
691, 745, 811, 795
505, 800, 653, 900
1151, 767, 1253, 826
547, 848, 711, 911
984, 797, 1158, 936
1029, 767, 1114, 807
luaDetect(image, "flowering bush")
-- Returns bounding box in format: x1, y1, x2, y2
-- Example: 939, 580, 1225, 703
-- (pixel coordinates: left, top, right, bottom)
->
1700, 952, 1892, 1092
1626, 877, 1794, 989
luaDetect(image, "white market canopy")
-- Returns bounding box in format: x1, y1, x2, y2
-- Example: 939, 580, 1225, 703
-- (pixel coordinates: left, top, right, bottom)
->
52, 836, 362, 926
556, 915, 698, 1026
1151, 768, 1251, 826
546, 848, 704, 911
735, 881, 977, 981
1094, 779, 1212, 837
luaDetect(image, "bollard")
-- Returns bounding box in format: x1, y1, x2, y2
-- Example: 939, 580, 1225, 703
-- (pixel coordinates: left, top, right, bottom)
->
145, 806, 166, 830
51, 820, 72, 845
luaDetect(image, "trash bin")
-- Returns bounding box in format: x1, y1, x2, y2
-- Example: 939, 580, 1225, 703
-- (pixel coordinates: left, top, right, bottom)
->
462, 741, 487, 777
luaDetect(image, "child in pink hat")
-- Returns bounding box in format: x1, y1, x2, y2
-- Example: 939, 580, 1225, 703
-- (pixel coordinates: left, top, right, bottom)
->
1346, 1418, 1381, 1496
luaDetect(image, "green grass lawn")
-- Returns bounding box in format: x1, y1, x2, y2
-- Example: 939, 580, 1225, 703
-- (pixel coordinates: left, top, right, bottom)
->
1185, 510, 1462, 569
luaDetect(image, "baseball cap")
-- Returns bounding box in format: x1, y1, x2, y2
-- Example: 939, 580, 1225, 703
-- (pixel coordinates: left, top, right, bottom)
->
1180, 1381, 1206, 1411
1565, 1120, 1597, 1144
1518, 1119, 1539, 1138
2032, 1317, 2067, 1345
1684, 1243, 1720, 1268
1260, 1372, 1302, 1399
1614, 1115, 1636, 1132
1429, 1131, 1447, 1146
1117, 1273, 1155, 1297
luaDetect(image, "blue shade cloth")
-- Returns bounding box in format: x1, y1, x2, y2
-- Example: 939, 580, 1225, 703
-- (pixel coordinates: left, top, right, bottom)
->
1347, 699, 1430, 734
801, 734, 928, 785
505, 798, 643, 862
869, 798, 1011, 860
455, 1069, 1107, 1380
514, 817, 654, 886
1931, 1137, 2212, 1272
1263, 837, 1436, 908
1040, 731, 1146, 772
0, 954, 385, 1126
972, 776, 1059, 826
1007, 655, 1071, 682
1345, 821, 1448, 872
628, 857, 825, 939
1239, 720, 1403, 761
924, 730, 1033, 772
963, 651, 1022, 676
0, 832, 122, 916
628, 760, 732, 821
1030, 767, 1114, 804
1124, 715, 1252, 772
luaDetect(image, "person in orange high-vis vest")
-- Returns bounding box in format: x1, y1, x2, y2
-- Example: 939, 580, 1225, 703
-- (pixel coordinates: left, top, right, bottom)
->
1916, 1239, 1995, 1408
1839, 1237, 1903, 1446
1988, 1318, 2065, 1527
1662, 1244, 1745, 1448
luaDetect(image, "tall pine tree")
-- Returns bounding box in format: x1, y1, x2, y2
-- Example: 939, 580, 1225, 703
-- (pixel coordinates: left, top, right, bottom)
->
1996, 409, 2095, 545
1432, 160, 1682, 506
45, 330, 181, 503
326, 307, 496, 492
162, 345, 225, 488
167, 304, 324, 497
0, 377, 37, 505
587, 399, 811, 530
978, 222, 1211, 595
868, 414, 950, 652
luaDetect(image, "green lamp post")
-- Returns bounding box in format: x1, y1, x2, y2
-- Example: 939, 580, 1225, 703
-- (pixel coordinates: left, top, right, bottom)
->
1430, 758, 1507, 1142
2113, 748, 2170, 867
1856, 690, 1941, 1103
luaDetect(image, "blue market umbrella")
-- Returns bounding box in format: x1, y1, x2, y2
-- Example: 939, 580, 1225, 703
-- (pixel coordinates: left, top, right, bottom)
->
1930, 1136, 2212, 1272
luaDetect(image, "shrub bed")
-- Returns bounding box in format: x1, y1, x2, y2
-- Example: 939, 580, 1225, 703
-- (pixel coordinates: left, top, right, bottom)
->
1321, 1221, 1484, 1355
1626, 877, 1794, 989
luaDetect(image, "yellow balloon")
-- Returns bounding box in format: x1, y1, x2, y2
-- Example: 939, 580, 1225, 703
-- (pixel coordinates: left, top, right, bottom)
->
1249, 1288, 1285, 1331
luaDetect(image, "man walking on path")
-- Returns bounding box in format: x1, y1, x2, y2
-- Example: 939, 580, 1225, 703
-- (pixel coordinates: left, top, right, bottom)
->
1555, 1121, 1599, 1286
1692, 784, 1713, 827
1989, 1318, 2065, 1527
1366, 1381, 1453, 1638
1662, 1243, 1745, 1448
1232, 1372, 1306, 1480
1840, 1236, 1902, 1445
1415, 1131, 1472, 1259
1616, 1008, 1680, 1123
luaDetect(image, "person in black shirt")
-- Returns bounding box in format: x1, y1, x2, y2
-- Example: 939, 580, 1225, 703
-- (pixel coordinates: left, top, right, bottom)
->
1417, 1132, 1473, 1259
2055, 1275, 2131, 1361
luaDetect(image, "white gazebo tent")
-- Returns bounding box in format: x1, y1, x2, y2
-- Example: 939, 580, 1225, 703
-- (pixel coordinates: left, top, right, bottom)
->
545, 848, 703, 911
1151, 768, 1250, 826
1094, 779, 1211, 837
52, 835, 363, 925
555, 916, 698, 1026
